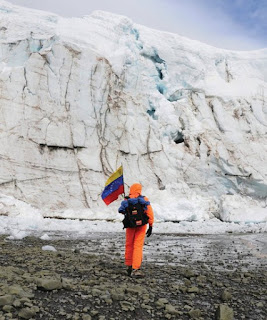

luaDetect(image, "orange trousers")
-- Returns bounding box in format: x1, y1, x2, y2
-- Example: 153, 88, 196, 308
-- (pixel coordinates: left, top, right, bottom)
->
125, 225, 147, 270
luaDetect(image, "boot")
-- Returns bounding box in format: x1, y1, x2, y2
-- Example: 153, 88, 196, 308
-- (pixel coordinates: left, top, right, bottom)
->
131, 269, 144, 278
127, 266, 132, 276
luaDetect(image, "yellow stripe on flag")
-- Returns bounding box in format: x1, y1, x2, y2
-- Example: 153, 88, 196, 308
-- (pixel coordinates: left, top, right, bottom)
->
105, 166, 123, 186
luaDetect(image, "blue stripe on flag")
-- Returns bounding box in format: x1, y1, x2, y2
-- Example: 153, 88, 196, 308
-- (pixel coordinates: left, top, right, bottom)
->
101, 175, 124, 200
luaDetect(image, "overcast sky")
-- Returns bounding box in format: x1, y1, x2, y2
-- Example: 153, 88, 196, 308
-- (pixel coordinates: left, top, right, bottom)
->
7, 0, 267, 51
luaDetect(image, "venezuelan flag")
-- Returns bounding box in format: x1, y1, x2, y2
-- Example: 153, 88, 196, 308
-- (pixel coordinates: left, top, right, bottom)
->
101, 166, 124, 205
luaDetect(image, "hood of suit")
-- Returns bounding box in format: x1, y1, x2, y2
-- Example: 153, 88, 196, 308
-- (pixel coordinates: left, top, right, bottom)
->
129, 183, 142, 198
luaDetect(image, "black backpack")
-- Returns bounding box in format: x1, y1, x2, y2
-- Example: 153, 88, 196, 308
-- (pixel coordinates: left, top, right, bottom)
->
122, 199, 149, 229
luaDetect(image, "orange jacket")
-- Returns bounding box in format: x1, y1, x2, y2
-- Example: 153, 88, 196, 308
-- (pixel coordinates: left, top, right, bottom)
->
129, 183, 154, 227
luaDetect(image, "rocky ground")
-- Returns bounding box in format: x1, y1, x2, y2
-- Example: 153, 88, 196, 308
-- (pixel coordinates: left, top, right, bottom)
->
0, 232, 266, 320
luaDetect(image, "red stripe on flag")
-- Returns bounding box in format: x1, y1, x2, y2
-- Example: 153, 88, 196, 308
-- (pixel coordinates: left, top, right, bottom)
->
103, 184, 124, 205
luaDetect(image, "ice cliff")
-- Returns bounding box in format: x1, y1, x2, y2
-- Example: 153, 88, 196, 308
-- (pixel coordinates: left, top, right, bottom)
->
0, 1, 267, 223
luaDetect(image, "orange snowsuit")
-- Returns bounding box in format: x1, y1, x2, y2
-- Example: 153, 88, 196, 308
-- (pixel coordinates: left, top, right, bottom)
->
124, 183, 154, 270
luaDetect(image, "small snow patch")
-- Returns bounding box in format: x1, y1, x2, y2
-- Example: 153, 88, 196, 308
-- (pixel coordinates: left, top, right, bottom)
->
42, 245, 57, 252
40, 233, 50, 240
6, 231, 29, 240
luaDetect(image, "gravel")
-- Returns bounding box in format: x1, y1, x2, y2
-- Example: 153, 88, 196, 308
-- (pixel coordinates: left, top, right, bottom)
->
0, 233, 266, 319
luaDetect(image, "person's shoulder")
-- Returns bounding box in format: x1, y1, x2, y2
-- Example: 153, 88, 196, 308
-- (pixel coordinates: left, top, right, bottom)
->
138, 195, 147, 199
139, 195, 150, 205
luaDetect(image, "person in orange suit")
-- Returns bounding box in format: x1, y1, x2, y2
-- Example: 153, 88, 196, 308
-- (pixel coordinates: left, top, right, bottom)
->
119, 183, 154, 277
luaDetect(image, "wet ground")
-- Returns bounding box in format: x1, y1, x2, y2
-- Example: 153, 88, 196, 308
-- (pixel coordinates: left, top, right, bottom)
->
0, 232, 266, 319
72, 232, 267, 272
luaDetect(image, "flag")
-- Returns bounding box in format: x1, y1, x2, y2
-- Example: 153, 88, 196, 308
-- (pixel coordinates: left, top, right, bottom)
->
101, 166, 124, 205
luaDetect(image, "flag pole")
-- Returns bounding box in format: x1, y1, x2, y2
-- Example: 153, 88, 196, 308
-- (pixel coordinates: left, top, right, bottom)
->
121, 163, 126, 198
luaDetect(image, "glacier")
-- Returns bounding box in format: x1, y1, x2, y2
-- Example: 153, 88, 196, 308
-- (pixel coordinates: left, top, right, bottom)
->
0, 0, 267, 227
